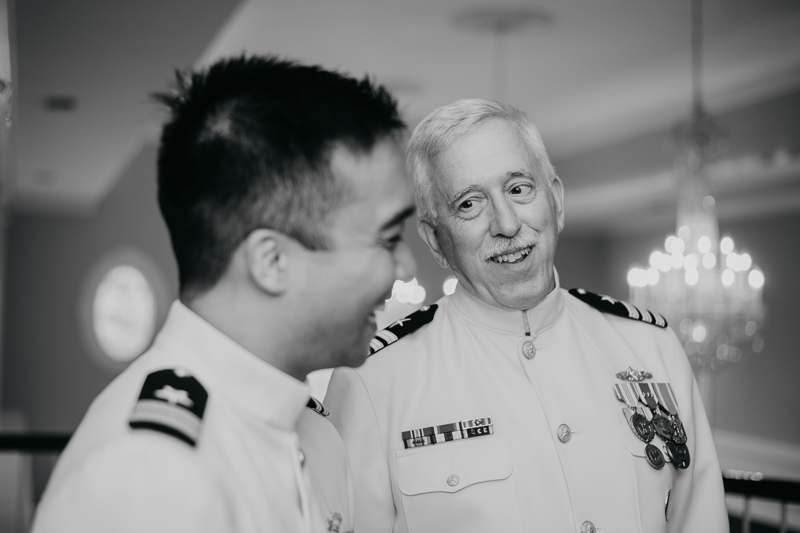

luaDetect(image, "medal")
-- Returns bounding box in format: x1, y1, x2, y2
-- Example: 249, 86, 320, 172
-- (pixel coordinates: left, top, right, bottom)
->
631, 410, 655, 443
652, 414, 674, 440
669, 416, 687, 444
665, 440, 691, 469
638, 387, 674, 441
645, 443, 666, 469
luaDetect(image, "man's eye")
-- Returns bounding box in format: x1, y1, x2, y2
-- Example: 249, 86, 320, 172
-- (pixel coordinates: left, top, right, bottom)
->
459, 199, 474, 210
383, 235, 402, 250
510, 183, 532, 195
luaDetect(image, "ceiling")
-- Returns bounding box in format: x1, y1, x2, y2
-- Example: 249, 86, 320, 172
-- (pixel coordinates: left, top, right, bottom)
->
5, 0, 800, 232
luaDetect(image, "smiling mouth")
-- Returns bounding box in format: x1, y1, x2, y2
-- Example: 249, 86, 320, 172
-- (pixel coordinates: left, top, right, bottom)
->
490, 246, 532, 264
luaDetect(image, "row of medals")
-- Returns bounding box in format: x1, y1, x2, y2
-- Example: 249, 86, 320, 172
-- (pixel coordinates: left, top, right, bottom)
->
614, 382, 690, 470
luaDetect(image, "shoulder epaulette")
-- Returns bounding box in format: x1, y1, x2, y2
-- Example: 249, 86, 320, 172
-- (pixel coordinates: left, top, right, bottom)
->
306, 396, 329, 417
129, 368, 208, 447
369, 304, 438, 356
568, 288, 667, 328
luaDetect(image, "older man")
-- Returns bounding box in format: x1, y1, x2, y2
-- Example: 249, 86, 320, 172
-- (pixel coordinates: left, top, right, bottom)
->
32, 56, 416, 533
325, 99, 728, 533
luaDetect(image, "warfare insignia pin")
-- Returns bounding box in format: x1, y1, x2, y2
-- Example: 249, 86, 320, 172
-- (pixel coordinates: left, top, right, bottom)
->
616, 366, 653, 382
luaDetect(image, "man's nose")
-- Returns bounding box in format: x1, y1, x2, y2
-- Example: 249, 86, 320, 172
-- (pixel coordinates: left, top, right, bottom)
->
394, 241, 416, 282
489, 198, 522, 237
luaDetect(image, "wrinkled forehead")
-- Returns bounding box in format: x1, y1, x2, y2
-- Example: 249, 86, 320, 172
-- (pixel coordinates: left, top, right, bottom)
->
429, 119, 544, 190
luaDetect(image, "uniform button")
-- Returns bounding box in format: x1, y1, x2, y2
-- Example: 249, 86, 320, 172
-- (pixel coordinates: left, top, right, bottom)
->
580, 520, 596, 533
522, 341, 536, 359
298, 449, 305, 468
446, 474, 460, 486
557, 424, 572, 443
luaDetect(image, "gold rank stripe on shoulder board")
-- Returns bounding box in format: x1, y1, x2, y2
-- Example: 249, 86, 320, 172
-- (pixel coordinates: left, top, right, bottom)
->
568, 288, 667, 328
368, 304, 438, 356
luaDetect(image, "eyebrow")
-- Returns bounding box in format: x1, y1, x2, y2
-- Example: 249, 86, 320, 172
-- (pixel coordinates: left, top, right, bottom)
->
448, 170, 536, 206
449, 186, 478, 207
381, 206, 416, 231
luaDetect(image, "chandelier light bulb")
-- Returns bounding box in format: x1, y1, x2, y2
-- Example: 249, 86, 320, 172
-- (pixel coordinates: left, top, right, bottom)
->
649, 251, 661, 268
721, 269, 735, 286
685, 269, 699, 286
726, 253, 740, 271
684, 253, 699, 270
748, 269, 765, 289
740, 253, 752, 271
665, 235, 677, 253
677, 225, 692, 242
720, 236, 734, 255
646, 267, 660, 285
671, 252, 685, 269
697, 236, 711, 253
672, 238, 686, 255
702, 252, 716, 269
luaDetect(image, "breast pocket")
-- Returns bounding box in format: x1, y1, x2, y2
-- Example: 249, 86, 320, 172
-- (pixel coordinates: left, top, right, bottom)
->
395, 436, 524, 533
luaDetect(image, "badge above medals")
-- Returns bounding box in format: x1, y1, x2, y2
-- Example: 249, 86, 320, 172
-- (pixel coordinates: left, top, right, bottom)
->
401, 417, 493, 449
614, 379, 690, 470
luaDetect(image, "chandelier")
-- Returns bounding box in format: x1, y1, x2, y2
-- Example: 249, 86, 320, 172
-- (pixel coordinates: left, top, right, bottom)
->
626, 0, 765, 370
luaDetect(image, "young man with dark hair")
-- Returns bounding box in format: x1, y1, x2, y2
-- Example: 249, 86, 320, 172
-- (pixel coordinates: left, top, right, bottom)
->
32, 56, 416, 533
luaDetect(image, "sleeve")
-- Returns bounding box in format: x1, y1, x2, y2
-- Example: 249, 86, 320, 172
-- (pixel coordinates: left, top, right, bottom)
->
325, 366, 396, 533
665, 329, 730, 533
31, 442, 235, 533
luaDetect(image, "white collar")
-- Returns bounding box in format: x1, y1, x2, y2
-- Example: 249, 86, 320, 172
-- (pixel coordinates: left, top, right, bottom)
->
149, 301, 310, 431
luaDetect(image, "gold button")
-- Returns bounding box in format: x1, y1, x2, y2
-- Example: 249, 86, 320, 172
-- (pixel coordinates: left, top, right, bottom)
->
557, 424, 572, 443
446, 474, 460, 487
522, 341, 536, 359
580, 520, 596, 533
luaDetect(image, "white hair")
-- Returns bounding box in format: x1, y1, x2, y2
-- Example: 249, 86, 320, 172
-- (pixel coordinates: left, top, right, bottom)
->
406, 98, 557, 225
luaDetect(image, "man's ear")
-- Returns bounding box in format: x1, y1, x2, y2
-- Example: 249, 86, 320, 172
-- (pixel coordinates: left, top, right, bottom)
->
550, 175, 566, 234
243, 229, 290, 295
418, 219, 450, 269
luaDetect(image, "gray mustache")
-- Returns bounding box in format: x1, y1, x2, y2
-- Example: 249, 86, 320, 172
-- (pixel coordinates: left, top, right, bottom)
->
480, 235, 536, 260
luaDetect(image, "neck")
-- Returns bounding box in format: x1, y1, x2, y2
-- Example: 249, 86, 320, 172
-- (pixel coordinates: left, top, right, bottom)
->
184, 286, 308, 382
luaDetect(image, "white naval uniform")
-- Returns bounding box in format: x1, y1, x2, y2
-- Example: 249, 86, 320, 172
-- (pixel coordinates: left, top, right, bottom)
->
326, 277, 728, 533
32, 301, 353, 533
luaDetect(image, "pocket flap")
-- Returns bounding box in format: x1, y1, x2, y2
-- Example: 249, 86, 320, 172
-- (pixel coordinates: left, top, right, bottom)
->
396, 436, 513, 496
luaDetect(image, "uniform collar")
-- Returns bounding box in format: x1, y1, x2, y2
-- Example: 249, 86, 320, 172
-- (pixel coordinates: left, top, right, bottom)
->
449, 268, 564, 337
150, 301, 310, 431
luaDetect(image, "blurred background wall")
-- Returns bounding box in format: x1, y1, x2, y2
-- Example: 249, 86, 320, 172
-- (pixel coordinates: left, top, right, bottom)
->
1, 0, 799, 530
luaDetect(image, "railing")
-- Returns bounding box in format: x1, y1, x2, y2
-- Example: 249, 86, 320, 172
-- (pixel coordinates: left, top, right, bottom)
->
2, 435, 800, 532
0, 433, 70, 453
723, 470, 800, 533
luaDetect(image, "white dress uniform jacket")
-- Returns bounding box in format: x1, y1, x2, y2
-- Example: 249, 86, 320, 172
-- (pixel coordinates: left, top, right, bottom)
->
32, 301, 354, 533
326, 277, 728, 533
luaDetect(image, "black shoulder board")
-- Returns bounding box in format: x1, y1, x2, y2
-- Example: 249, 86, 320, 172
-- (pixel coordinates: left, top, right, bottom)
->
306, 396, 329, 417
129, 368, 208, 447
568, 288, 667, 328
369, 304, 438, 356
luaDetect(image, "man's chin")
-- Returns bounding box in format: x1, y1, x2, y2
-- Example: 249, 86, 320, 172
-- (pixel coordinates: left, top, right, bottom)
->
488, 282, 552, 311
